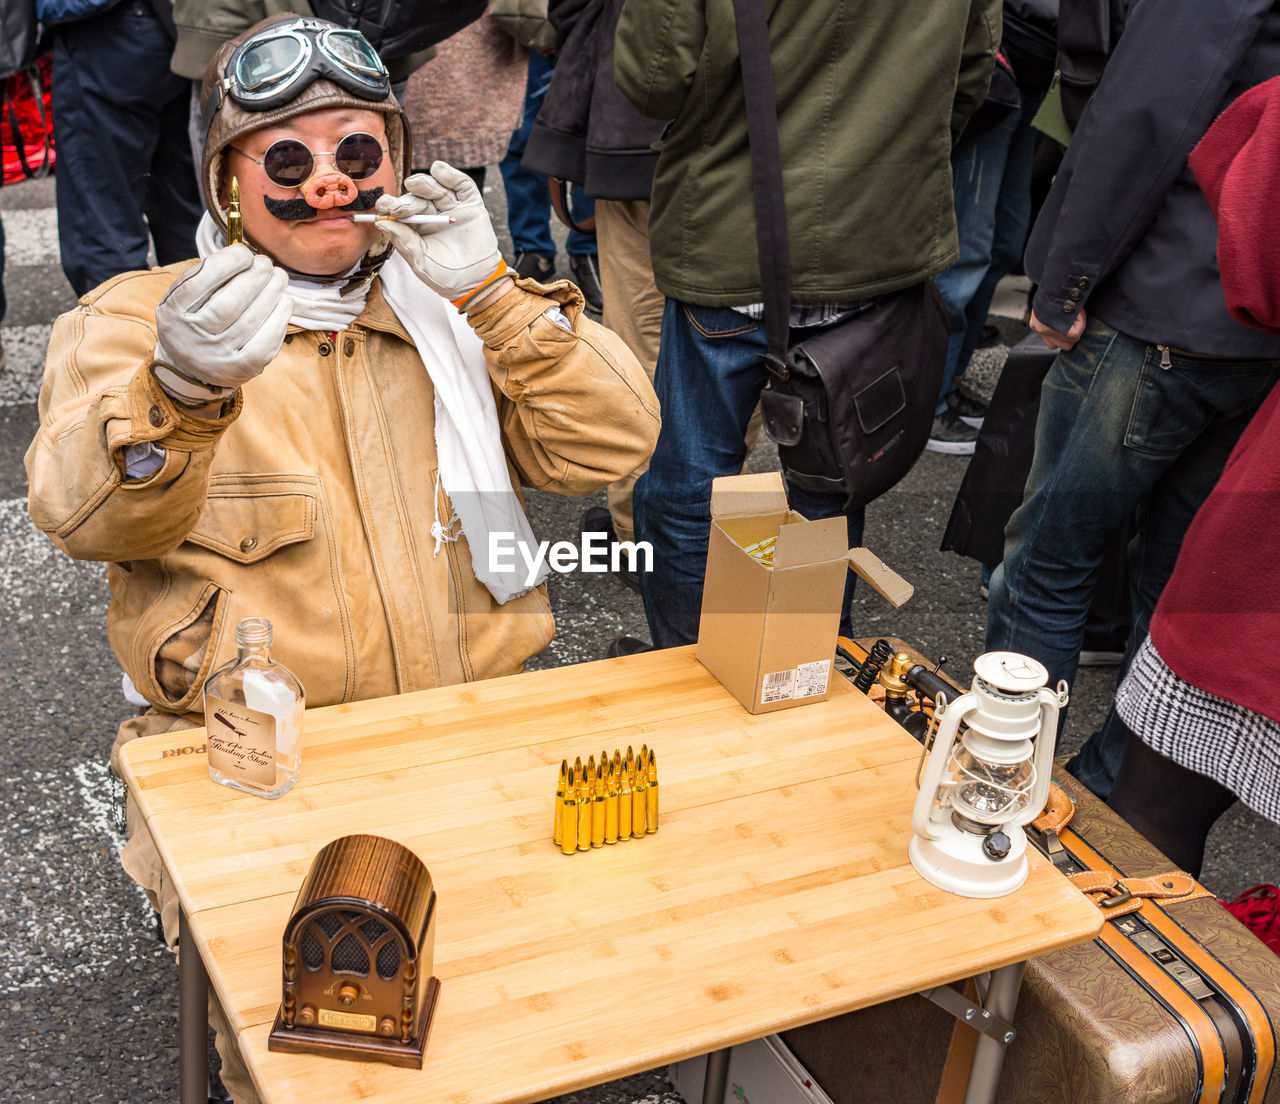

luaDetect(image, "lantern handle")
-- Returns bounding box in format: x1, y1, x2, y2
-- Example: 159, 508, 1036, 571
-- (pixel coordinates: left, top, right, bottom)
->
1011, 680, 1069, 828
914, 690, 948, 789
910, 690, 979, 841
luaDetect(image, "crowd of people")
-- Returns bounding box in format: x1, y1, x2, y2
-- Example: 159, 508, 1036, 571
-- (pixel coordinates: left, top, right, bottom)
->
6, 1, 1280, 1098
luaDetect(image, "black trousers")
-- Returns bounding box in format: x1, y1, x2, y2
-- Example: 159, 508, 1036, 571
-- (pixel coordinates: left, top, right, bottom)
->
51, 1, 201, 296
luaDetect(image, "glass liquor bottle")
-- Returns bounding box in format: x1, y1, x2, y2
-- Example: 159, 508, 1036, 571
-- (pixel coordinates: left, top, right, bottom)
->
203, 617, 305, 799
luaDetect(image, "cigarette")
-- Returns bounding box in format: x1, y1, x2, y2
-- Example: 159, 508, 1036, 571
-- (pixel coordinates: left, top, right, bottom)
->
343, 213, 455, 224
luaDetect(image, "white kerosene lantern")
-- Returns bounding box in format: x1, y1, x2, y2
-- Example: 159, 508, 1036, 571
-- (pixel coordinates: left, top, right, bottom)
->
909, 652, 1068, 898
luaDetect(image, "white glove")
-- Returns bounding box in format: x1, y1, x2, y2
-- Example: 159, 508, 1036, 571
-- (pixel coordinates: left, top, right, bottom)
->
375, 162, 506, 305
152, 244, 293, 406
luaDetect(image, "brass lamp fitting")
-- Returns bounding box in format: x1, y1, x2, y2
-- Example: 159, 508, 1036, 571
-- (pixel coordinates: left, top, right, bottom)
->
879, 652, 915, 698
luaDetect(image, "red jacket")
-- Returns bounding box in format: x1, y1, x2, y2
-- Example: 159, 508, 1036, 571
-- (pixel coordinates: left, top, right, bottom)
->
1152, 78, 1280, 722
1149, 385, 1280, 723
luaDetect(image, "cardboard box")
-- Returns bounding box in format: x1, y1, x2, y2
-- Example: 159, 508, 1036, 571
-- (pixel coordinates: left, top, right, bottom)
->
696, 472, 849, 714
669, 1034, 837, 1104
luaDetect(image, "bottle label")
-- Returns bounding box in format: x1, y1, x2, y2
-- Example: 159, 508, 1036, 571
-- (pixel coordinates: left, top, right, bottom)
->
206, 696, 277, 786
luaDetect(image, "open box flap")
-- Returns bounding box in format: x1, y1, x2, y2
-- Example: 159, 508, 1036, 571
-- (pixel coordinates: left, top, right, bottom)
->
847, 547, 914, 607
773, 514, 849, 569
710, 472, 789, 520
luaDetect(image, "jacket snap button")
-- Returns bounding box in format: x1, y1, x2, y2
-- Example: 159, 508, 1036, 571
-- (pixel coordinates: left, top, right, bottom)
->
148, 405, 164, 427
317, 342, 331, 356
1070, 288, 1082, 300
1077, 276, 1089, 289
344, 338, 355, 356
283, 334, 293, 344
1062, 300, 1074, 312
240, 536, 258, 553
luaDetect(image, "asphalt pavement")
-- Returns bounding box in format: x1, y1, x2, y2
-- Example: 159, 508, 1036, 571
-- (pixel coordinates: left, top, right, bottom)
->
2, 172, 1276, 1104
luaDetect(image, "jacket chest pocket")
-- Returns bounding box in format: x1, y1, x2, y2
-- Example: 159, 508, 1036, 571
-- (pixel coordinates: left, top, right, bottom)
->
189, 481, 317, 563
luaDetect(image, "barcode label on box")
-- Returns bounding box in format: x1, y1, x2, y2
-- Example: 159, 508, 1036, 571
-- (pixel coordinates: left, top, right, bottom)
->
795, 659, 830, 698
761, 668, 797, 703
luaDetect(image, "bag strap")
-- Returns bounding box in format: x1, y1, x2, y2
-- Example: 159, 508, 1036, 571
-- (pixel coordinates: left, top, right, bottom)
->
730, 0, 790, 373
4, 62, 53, 180
549, 177, 596, 235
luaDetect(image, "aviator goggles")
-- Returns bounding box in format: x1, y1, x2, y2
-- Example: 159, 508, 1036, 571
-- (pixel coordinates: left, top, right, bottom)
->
230, 131, 387, 188
215, 19, 390, 114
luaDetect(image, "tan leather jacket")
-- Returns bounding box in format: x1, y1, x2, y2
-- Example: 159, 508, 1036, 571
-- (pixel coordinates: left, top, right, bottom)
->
26, 266, 659, 716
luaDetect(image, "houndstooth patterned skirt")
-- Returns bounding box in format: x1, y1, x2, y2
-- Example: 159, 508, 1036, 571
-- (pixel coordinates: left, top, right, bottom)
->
1115, 635, 1280, 825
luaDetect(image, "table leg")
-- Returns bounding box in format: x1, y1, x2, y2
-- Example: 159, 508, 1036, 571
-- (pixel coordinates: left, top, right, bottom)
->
963, 961, 1024, 1104
179, 907, 210, 1104
702, 1047, 731, 1103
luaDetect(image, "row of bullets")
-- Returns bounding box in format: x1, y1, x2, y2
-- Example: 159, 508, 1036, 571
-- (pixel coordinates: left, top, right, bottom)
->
742, 535, 777, 566
554, 746, 658, 854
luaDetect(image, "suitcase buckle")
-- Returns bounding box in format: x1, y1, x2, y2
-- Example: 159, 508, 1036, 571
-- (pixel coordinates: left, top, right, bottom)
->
1099, 883, 1134, 909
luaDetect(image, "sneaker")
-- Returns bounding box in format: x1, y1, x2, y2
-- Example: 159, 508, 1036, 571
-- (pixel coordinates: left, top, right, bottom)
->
606, 635, 654, 658
946, 388, 988, 429
1078, 619, 1128, 666
569, 253, 604, 314
513, 251, 556, 281
580, 505, 641, 593
924, 409, 979, 455
1077, 648, 1124, 667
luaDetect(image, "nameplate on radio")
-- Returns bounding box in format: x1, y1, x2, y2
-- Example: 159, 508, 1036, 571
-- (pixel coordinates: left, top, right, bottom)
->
318, 1009, 377, 1033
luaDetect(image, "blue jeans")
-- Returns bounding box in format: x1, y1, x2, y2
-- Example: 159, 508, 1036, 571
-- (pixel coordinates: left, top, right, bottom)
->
932, 90, 1043, 414
500, 52, 595, 257
633, 300, 865, 647
51, 1, 200, 296
986, 318, 1280, 796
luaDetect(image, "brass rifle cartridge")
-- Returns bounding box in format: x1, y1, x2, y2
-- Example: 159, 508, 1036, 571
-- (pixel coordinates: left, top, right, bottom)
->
646, 749, 659, 833
618, 753, 633, 840
554, 759, 567, 845
604, 758, 619, 843
631, 751, 647, 835
559, 782, 578, 854
742, 534, 777, 565
227, 177, 244, 246
576, 764, 592, 851
591, 761, 606, 847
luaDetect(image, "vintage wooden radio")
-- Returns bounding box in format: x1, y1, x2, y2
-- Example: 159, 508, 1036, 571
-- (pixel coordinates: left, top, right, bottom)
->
268, 834, 440, 1068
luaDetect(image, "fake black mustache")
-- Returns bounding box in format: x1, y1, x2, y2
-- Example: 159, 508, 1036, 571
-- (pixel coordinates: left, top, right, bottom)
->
262, 186, 385, 222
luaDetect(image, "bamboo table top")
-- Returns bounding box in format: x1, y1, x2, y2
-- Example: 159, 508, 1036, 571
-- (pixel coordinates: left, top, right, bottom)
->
120, 646, 1103, 1104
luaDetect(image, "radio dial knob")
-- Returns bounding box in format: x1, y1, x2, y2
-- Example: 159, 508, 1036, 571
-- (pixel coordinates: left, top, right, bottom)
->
338, 983, 360, 1007
297, 1005, 315, 1026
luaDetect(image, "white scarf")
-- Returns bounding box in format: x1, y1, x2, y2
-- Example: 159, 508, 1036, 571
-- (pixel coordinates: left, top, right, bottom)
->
195, 213, 547, 603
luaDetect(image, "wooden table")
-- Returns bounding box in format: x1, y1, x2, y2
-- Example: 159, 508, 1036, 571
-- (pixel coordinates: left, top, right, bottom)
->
120, 646, 1102, 1104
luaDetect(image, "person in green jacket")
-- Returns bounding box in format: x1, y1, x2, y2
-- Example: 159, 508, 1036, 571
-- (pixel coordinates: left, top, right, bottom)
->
614, 0, 1001, 647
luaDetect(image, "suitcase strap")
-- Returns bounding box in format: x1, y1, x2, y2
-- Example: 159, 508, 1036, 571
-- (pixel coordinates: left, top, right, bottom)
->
1068, 868, 1216, 918
1030, 781, 1075, 835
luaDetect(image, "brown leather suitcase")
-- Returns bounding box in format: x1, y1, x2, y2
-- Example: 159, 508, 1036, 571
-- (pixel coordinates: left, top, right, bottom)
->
782, 641, 1280, 1104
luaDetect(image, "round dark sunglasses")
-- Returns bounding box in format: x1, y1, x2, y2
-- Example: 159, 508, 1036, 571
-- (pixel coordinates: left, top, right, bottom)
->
230, 131, 387, 188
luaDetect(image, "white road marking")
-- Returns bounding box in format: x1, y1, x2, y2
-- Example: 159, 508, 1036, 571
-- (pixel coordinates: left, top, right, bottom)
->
0, 497, 108, 614
0, 759, 160, 994
0, 323, 52, 405
1, 208, 60, 267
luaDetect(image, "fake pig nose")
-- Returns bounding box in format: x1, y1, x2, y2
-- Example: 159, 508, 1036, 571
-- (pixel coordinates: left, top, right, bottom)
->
301, 170, 357, 209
